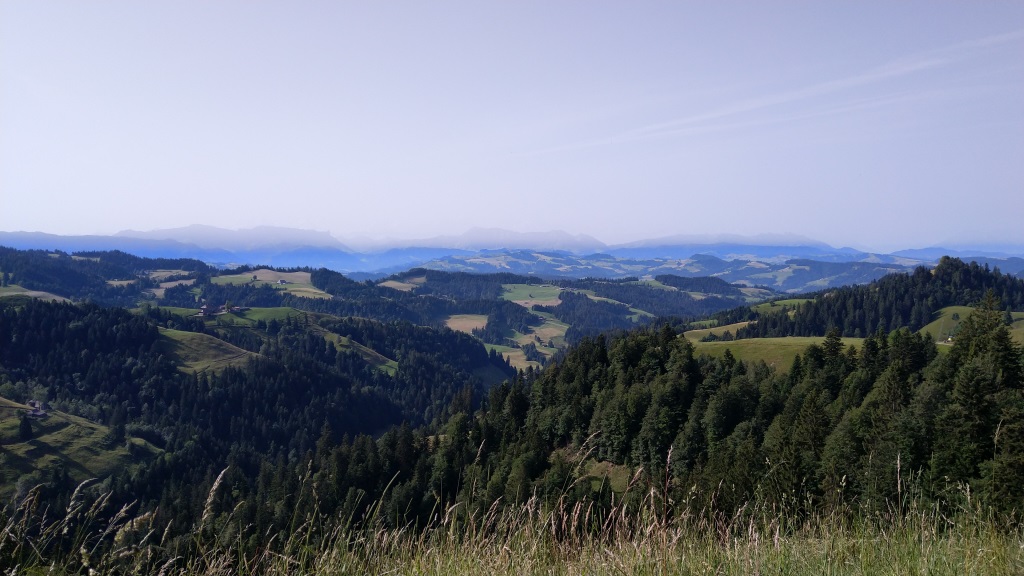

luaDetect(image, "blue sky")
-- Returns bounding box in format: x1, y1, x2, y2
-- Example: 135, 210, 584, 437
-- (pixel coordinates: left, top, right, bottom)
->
2, 2, 1022, 252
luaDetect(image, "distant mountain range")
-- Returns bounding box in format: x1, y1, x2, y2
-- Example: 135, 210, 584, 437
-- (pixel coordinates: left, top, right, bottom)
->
2, 227, 1022, 291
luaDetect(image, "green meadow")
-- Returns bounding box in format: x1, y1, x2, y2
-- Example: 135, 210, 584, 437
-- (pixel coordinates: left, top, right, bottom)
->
157, 328, 255, 373
211, 269, 332, 299
690, 336, 865, 369
0, 398, 159, 502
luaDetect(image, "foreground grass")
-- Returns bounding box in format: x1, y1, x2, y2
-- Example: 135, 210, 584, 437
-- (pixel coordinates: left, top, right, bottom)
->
4, 483, 1021, 575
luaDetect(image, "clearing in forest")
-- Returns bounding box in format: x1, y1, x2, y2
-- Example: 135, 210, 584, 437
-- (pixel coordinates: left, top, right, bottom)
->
445, 314, 488, 334
157, 328, 255, 373
691, 336, 864, 371
683, 322, 751, 341
212, 269, 332, 299
502, 283, 562, 307
0, 397, 159, 502
0, 285, 69, 302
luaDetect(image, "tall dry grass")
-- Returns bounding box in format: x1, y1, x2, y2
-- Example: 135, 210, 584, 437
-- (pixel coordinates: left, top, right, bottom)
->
2, 469, 1022, 575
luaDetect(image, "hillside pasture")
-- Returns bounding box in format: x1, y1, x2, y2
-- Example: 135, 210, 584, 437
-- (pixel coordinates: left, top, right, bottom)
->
739, 286, 776, 302
580, 290, 655, 319
0, 285, 70, 302
189, 307, 401, 375
486, 344, 542, 371
751, 298, 812, 314
0, 397, 159, 502
683, 321, 751, 341
147, 269, 191, 281
157, 328, 255, 373
635, 279, 678, 291
212, 269, 332, 299
1012, 311, 1024, 345
586, 459, 632, 493
531, 318, 570, 347
149, 306, 200, 318
379, 280, 419, 292
380, 274, 426, 292
915, 306, 1024, 346
445, 314, 488, 334
690, 336, 864, 371
512, 329, 559, 353
148, 278, 195, 299
502, 283, 561, 307
917, 306, 975, 343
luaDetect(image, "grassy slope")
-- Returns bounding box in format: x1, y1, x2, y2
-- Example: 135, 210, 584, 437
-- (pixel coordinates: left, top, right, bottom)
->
689, 336, 865, 369
0, 397, 159, 501
445, 314, 488, 333
501, 283, 562, 305
155, 306, 402, 375
683, 321, 750, 340
917, 306, 1024, 345
486, 344, 541, 371
212, 269, 332, 299
157, 328, 255, 373
751, 298, 813, 314
1013, 312, 1024, 344
0, 285, 70, 302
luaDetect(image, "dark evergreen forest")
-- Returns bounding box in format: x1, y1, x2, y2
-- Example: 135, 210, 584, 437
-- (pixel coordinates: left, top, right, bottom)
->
732, 257, 1024, 338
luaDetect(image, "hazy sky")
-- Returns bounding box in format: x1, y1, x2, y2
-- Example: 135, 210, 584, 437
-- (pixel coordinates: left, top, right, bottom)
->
2, 2, 1022, 252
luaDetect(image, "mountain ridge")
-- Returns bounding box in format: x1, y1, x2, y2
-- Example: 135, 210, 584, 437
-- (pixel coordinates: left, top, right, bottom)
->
3, 227, 1023, 281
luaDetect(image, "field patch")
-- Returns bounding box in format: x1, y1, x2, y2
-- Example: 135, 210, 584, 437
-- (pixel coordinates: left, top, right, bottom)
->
380, 280, 418, 292
486, 344, 542, 371
445, 314, 488, 334
0, 398, 159, 502
0, 285, 70, 302
147, 269, 191, 281
531, 318, 569, 347
586, 460, 632, 493
157, 328, 255, 373
917, 307, 1024, 346
917, 306, 975, 343
684, 321, 751, 341
147, 278, 195, 299
751, 298, 812, 314
1011, 311, 1024, 345
502, 284, 562, 307
691, 336, 864, 371
212, 269, 331, 299
148, 306, 200, 318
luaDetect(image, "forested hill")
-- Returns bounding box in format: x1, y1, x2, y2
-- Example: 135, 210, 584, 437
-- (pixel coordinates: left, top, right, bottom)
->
0, 246, 766, 374
2, 247, 1024, 567
426, 294, 1023, 520
0, 247, 211, 307
731, 256, 1024, 338
0, 294, 513, 517
138, 288, 1023, 539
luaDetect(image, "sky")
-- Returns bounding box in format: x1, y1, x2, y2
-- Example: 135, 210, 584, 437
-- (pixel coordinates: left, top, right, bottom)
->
2, 2, 1023, 253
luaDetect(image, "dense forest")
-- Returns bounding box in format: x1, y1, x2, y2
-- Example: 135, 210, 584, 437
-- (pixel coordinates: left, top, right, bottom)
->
0, 296, 511, 534
199, 289, 1022, 539
732, 257, 1024, 338
0, 247, 211, 307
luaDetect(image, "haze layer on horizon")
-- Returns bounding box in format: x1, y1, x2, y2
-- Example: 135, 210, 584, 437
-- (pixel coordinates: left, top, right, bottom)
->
2, 2, 1022, 254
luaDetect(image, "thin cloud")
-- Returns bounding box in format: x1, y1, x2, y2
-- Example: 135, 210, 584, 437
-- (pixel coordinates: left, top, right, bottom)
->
527, 28, 1024, 155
